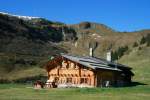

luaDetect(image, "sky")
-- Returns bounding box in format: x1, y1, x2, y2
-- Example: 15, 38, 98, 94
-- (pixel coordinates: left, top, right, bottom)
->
0, 0, 150, 32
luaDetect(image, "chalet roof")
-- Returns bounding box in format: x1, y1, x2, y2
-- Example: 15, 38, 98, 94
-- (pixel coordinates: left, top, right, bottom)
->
61, 53, 134, 75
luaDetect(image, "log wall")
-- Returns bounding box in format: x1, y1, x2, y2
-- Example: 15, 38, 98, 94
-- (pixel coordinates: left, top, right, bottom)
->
46, 57, 130, 87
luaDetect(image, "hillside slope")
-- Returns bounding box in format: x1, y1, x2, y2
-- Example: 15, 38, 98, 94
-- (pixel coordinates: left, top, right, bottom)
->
0, 13, 75, 81
119, 45, 150, 84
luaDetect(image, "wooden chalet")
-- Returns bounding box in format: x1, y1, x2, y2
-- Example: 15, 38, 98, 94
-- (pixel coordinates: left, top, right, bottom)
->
44, 54, 134, 88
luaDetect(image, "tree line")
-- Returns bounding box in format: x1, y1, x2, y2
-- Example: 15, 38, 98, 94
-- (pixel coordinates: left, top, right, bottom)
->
111, 46, 129, 61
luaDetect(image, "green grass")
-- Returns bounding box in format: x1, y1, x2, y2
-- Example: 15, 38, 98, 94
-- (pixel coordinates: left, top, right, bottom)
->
5, 67, 46, 80
0, 66, 47, 81
0, 84, 150, 100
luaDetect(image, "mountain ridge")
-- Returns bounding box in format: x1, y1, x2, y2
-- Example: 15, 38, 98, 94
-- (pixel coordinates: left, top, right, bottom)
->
0, 12, 40, 20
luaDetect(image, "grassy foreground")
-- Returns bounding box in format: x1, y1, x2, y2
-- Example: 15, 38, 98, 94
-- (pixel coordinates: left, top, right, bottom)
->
0, 84, 150, 100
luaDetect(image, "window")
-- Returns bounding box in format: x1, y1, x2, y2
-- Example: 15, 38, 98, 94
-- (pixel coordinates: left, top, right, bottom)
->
54, 77, 59, 83
80, 78, 88, 84
85, 78, 87, 83
66, 78, 72, 83
80, 78, 84, 84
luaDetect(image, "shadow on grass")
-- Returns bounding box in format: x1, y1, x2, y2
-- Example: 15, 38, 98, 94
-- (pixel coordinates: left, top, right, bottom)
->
127, 82, 147, 87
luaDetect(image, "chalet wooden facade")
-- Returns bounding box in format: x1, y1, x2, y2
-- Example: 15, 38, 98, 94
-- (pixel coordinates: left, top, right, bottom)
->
44, 54, 134, 88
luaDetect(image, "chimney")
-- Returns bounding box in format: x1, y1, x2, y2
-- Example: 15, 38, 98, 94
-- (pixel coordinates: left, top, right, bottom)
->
106, 51, 111, 62
89, 48, 93, 57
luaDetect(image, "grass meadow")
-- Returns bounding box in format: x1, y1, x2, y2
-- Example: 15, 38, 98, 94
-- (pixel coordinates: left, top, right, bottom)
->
0, 84, 150, 100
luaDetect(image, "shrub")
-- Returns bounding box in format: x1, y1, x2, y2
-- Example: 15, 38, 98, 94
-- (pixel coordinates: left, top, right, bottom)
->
138, 47, 142, 50
0, 79, 11, 84
133, 42, 138, 47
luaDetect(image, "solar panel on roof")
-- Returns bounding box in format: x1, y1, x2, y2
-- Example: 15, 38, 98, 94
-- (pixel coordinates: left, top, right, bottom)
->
61, 53, 131, 71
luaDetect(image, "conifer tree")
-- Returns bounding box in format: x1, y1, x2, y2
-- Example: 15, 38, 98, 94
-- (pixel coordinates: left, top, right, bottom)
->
140, 36, 146, 44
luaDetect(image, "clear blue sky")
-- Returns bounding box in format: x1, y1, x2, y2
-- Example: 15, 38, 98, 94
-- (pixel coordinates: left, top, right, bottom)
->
0, 0, 150, 32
